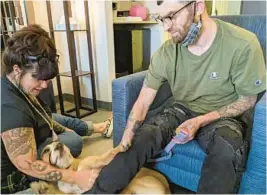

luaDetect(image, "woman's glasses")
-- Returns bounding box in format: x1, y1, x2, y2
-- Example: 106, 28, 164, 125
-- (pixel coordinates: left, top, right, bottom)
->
25, 53, 60, 67
25, 53, 60, 80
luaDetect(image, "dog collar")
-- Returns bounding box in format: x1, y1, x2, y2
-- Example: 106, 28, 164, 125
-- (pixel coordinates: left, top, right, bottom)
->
66, 158, 82, 171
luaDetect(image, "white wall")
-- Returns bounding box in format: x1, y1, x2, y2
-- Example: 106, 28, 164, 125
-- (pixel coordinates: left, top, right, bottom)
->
89, 0, 116, 103
143, 1, 171, 56
32, 0, 115, 103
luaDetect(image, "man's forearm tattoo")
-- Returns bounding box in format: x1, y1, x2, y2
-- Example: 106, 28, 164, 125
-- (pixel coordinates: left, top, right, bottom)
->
125, 111, 144, 133
217, 95, 257, 118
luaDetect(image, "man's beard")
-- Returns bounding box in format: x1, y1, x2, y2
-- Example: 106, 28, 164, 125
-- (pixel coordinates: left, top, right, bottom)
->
171, 10, 194, 44
171, 20, 192, 44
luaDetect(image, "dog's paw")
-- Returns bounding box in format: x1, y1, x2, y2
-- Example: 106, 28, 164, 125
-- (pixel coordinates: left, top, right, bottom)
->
30, 181, 50, 194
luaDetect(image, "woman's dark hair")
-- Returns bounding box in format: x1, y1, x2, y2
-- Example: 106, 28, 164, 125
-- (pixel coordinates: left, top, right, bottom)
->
2, 24, 59, 80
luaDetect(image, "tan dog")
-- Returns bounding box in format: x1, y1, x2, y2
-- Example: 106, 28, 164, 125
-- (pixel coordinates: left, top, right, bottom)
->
30, 141, 170, 194
121, 167, 171, 194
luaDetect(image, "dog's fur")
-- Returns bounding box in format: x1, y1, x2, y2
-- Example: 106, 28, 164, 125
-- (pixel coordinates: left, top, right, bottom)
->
30, 141, 170, 194
121, 167, 171, 194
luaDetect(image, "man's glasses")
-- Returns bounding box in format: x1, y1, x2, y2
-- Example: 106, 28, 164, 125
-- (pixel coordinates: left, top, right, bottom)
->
154, 1, 195, 26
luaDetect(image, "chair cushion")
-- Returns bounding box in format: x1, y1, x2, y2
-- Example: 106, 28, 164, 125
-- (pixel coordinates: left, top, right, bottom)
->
154, 141, 206, 192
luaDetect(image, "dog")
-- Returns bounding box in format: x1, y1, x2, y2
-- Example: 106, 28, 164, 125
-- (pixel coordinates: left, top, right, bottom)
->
121, 167, 171, 194
30, 141, 170, 194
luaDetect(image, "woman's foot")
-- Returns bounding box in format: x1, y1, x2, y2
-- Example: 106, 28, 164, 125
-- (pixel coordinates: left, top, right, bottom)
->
93, 118, 113, 138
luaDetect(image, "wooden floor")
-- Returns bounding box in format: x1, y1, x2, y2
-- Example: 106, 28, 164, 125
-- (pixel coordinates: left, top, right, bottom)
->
79, 109, 113, 158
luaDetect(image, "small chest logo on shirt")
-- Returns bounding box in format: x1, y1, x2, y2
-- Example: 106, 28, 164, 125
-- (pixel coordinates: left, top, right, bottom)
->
209, 72, 221, 80
254, 80, 262, 86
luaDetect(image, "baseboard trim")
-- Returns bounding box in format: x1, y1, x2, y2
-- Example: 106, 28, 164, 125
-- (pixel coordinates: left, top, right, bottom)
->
55, 94, 112, 111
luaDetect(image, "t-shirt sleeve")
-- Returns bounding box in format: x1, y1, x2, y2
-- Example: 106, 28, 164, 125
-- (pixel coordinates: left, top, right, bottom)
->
144, 49, 167, 90
231, 36, 266, 96
1, 104, 34, 133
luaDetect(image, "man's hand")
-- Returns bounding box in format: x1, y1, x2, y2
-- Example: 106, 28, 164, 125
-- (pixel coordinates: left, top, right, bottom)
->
120, 130, 134, 151
74, 169, 101, 192
173, 95, 257, 145
175, 117, 202, 144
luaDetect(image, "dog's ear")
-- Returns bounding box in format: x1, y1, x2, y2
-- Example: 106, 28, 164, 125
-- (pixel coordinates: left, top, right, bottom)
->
40, 145, 51, 160
30, 181, 50, 194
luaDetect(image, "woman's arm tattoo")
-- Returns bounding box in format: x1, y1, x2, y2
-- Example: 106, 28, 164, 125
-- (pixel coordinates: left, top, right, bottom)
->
2, 128, 63, 182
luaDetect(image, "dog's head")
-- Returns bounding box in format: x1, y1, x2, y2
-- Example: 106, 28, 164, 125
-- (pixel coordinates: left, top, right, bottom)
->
41, 141, 74, 169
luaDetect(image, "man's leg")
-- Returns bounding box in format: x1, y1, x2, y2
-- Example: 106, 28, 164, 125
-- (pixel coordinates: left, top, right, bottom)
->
196, 118, 248, 194
87, 124, 174, 194
85, 105, 191, 194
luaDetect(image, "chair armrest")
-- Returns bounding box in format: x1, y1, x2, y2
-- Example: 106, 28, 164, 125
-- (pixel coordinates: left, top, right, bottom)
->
239, 94, 266, 194
112, 71, 173, 146
112, 71, 147, 146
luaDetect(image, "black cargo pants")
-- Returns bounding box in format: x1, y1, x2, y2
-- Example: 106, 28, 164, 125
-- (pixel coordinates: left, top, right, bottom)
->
85, 104, 248, 194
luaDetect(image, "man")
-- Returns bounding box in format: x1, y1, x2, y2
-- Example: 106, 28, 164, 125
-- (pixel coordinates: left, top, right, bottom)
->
86, 0, 266, 193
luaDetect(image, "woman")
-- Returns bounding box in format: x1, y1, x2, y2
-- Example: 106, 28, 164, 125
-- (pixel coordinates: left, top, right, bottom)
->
1, 24, 111, 193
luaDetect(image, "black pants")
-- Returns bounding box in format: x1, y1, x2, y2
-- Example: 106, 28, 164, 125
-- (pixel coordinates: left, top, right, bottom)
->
85, 104, 248, 194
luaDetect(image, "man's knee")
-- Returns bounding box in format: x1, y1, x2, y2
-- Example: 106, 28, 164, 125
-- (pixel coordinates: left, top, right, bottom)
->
211, 125, 248, 191
215, 125, 244, 153
58, 131, 83, 157
145, 106, 188, 130
132, 124, 175, 154
206, 124, 248, 169
199, 119, 244, 154
132, 125, 162, 148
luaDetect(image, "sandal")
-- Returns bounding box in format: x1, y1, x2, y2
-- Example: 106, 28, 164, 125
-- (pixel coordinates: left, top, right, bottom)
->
102, 118, 113, 138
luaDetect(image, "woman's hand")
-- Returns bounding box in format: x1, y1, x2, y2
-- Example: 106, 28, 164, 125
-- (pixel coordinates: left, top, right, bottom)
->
64, 128, 73, 132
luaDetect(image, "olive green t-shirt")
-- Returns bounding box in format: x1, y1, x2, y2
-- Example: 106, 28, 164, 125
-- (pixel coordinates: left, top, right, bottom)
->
144, 19, 266, 114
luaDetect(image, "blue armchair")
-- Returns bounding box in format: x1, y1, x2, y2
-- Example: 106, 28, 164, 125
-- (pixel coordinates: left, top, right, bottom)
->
112, 15, 266, 194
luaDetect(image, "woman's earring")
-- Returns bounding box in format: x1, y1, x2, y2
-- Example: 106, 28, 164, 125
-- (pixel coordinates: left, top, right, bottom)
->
14, 74, 21, 87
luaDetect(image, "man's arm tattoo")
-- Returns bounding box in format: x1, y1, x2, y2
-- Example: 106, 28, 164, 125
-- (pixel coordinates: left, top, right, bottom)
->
217, 95, 257, 118
125, 111, 144, 133
2, 128, 63, 182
